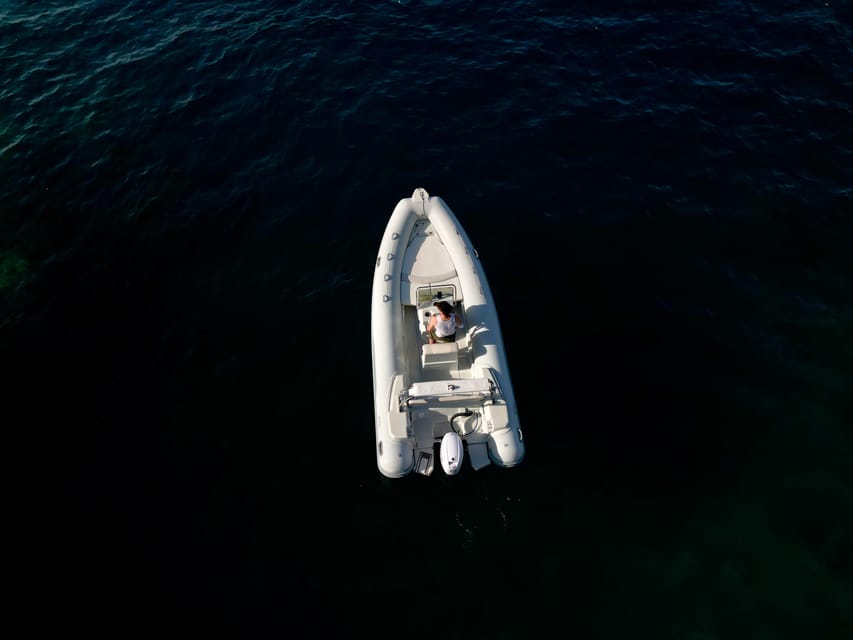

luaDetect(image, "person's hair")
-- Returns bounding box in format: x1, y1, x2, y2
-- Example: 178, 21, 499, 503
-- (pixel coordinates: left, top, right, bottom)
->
435, 300, 453, 316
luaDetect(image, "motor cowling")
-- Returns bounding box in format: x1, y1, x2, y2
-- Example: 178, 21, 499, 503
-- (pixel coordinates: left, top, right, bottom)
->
439, 432, 464, 475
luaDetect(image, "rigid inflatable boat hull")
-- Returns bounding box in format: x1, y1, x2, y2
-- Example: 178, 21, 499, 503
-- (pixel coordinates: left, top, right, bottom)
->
371, 188, 524, 478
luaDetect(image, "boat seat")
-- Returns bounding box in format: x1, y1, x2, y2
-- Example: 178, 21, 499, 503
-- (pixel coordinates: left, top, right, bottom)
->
410, 378, 492, 398
422, 342, 458, 359
421, 342, 458, 380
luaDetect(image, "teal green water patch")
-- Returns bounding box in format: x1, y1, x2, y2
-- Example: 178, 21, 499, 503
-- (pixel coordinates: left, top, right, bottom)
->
593, 379, 853, 640
597, 498, 851, 639
0, 250, 28, 289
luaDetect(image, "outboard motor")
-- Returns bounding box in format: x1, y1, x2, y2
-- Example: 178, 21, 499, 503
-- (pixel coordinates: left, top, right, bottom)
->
439, 432, 464, 475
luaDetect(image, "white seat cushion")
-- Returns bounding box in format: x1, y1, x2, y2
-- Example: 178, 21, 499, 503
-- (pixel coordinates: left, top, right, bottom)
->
421, 342, 458, 374
422, 342, 458, 356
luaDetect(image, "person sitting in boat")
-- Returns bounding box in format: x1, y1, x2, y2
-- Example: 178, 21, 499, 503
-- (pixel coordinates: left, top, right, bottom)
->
427, 300, 462, 344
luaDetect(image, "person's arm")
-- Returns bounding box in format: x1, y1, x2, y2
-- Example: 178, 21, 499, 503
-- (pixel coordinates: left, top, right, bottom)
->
428, 315, 436, 330
455, 313, 463, 327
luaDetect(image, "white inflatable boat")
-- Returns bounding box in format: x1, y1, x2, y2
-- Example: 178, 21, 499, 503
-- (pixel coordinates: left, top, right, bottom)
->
371, 188, 525, 478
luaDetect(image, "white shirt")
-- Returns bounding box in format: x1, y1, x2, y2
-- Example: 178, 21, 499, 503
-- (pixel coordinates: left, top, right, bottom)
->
434, 313, 458, 337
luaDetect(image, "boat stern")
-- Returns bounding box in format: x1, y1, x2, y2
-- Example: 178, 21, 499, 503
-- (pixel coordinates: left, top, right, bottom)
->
487, 427, 525, 468
376, 435, 415, 478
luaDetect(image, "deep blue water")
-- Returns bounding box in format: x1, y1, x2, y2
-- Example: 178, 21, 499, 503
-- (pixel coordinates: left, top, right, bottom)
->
3, 1, 852, 637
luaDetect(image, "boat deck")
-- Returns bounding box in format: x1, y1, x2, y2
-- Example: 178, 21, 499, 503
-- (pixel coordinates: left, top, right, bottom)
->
402, 302, 473, 384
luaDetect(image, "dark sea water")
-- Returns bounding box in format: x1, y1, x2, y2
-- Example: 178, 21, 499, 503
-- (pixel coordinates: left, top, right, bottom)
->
3, 0, 852, 637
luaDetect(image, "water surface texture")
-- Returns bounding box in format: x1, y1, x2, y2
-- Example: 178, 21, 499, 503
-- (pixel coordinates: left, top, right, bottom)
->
3, 1, 852, 637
